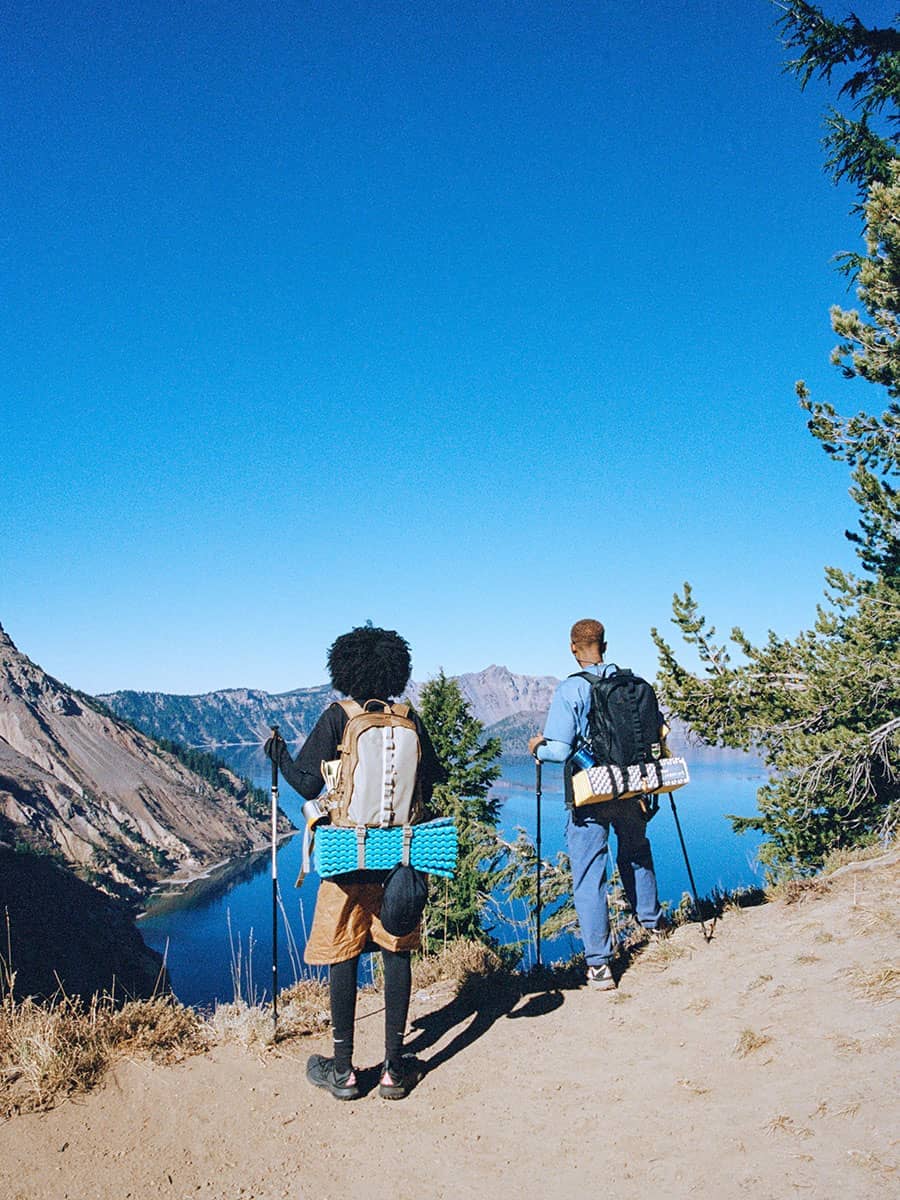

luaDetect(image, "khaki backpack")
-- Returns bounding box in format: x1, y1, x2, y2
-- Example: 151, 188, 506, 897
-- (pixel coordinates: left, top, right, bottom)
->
322, 699, 424, 829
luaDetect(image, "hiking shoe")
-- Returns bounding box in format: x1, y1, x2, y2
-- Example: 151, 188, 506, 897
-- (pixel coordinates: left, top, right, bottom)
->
586, 963, 616, 991
306, 1054, 359, 1101
648, 917, 672, 941
379, 1057, 421, 1100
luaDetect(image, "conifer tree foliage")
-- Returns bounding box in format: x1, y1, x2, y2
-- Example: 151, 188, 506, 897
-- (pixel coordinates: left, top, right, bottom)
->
416, 672, 503, 942
777, 2, 900, 195
653, 8, 899, 879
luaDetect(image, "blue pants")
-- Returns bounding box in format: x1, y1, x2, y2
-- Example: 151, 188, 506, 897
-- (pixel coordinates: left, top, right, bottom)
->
566, 798, 662, 966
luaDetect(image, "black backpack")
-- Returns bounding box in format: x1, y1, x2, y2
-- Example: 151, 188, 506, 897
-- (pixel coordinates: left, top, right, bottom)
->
573, 668, 662, 768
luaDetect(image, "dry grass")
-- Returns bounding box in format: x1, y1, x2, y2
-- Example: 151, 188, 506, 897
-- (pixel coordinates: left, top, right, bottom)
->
834, 1100, 862, 1118
843, 961, 899, 1004
745, 973, 774, 992
106, 997, 206, 1059
676, 1077, 710, 1096
734, 1028, 772, 1057
0, 935, 515, 1116
821, 843, 891, 875
847, 1149, 898, 1178
849, 906, 898, 936
639, 938, 689, 972
0, 979, 206, 1118
770, 877, 832, 905
764, 1114, 813, 1139
829, 1033, 863, 1056
208, 978, 331, 1048
411, 938, 510, 997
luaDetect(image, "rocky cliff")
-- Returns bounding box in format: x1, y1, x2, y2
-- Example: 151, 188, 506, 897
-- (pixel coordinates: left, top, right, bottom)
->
0, 623, 282, 901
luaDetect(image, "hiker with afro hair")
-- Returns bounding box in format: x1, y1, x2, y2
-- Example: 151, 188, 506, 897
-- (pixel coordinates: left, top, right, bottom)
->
266, 625, 445, 1100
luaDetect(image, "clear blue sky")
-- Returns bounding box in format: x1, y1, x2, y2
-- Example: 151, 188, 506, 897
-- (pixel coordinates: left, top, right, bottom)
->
2, 1, 888, 695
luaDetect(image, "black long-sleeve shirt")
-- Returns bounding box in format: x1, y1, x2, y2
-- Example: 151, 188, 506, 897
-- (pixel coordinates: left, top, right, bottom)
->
277, 700, 446, 807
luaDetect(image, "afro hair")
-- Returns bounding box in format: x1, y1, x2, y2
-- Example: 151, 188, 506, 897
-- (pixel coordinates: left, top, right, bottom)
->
326, 625, 413, 701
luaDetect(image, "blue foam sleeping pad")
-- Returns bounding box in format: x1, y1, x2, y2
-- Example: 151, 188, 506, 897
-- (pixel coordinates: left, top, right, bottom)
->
314, 817, 458, 878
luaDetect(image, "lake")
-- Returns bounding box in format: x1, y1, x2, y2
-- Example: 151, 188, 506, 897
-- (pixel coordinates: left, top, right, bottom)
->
138, 747, 767, 1008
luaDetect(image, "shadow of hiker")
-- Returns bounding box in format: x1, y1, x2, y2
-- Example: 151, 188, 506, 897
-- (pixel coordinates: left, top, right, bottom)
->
405, 978, 519, 1075
406, 965, 582, 1075
505, 989, 564, 1019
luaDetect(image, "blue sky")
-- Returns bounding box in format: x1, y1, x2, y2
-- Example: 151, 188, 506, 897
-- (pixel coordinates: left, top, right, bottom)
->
2, 1, 890, 695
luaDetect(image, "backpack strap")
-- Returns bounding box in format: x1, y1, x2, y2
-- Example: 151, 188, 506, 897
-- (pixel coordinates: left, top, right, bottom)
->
390, 702, 411, 719
338, 699, 364, 718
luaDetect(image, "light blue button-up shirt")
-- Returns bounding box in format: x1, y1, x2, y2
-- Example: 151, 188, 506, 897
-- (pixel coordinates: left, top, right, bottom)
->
535, 662, 618, 762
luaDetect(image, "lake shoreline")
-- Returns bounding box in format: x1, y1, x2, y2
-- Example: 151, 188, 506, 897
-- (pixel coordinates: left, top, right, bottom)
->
139, 831, 297, 919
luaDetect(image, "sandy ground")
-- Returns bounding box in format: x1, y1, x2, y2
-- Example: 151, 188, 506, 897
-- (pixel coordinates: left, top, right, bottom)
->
1, 852, 897, 1200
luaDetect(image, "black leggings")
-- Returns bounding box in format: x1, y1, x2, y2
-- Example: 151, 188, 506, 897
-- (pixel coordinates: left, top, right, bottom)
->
330, 948, 412, 1072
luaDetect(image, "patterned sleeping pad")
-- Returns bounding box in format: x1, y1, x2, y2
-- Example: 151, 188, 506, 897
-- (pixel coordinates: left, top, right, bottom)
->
572, 756, 691, 807
314, 816, 458, 878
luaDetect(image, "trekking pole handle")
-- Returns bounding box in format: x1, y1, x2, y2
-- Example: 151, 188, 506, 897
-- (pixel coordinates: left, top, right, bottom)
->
270, 724, 280, 790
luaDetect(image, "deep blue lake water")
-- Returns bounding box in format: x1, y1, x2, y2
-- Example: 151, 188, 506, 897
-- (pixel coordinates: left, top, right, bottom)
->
138, 747, 767, 1008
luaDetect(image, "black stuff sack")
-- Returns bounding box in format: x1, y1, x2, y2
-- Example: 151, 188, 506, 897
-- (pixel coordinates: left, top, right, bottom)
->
380, 864, 429, 937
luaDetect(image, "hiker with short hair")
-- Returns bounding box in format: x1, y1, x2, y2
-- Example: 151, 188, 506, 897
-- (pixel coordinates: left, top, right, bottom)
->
265, 625, 445, 1099
528, 618, 666, 991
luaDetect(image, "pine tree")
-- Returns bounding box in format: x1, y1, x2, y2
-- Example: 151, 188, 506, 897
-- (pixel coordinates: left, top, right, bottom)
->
416, 672, 502, 943
652, 10, 900, 879
777, 2, 900, 197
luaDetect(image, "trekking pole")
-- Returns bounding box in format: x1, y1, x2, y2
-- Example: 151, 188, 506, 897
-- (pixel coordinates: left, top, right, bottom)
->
535, 759, 542, 970
270, 725, 280, 1032
669, 794, 710, 943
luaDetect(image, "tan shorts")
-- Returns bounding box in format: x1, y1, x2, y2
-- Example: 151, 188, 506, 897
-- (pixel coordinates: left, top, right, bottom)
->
303, 877, 422, 965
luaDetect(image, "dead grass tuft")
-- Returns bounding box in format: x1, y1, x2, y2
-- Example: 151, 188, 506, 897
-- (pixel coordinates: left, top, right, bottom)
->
276, 978, 331, 1038
205, 977, 330, 1049
821, 843, 890, 875
745, 973, 774, 992
843, 961, 899, 1004
676, 1077, 710, 1096
207, 1000, 276, 1048
0, 985, 204, 1117
771, 877, 832, 905
106, 996, 207, 1061
850, 906, 898, 936
847, 1149, 898, 1177
764, 1114, 813, 1139
734, 1028, 772, 1057
640, 938, 689, 971
829, 1034, 863, 1056
834, 1100, 862, 1118
412, 939, 511, 998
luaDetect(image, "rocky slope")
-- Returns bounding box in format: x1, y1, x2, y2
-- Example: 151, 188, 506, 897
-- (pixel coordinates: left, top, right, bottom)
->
0, 844, 165, 1001
0, 622, 282, 901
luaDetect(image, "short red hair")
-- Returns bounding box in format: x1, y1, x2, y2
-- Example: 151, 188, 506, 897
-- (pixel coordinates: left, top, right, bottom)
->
570, 618, 606, 651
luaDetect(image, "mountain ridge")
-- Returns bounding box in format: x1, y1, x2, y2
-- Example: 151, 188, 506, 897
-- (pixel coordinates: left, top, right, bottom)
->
0, 621, 281, 902
98, 665, 562, 751
99, 664, 710, 758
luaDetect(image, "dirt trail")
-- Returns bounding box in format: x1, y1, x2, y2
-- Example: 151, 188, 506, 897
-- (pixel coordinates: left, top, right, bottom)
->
1, 854, 897, 1200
